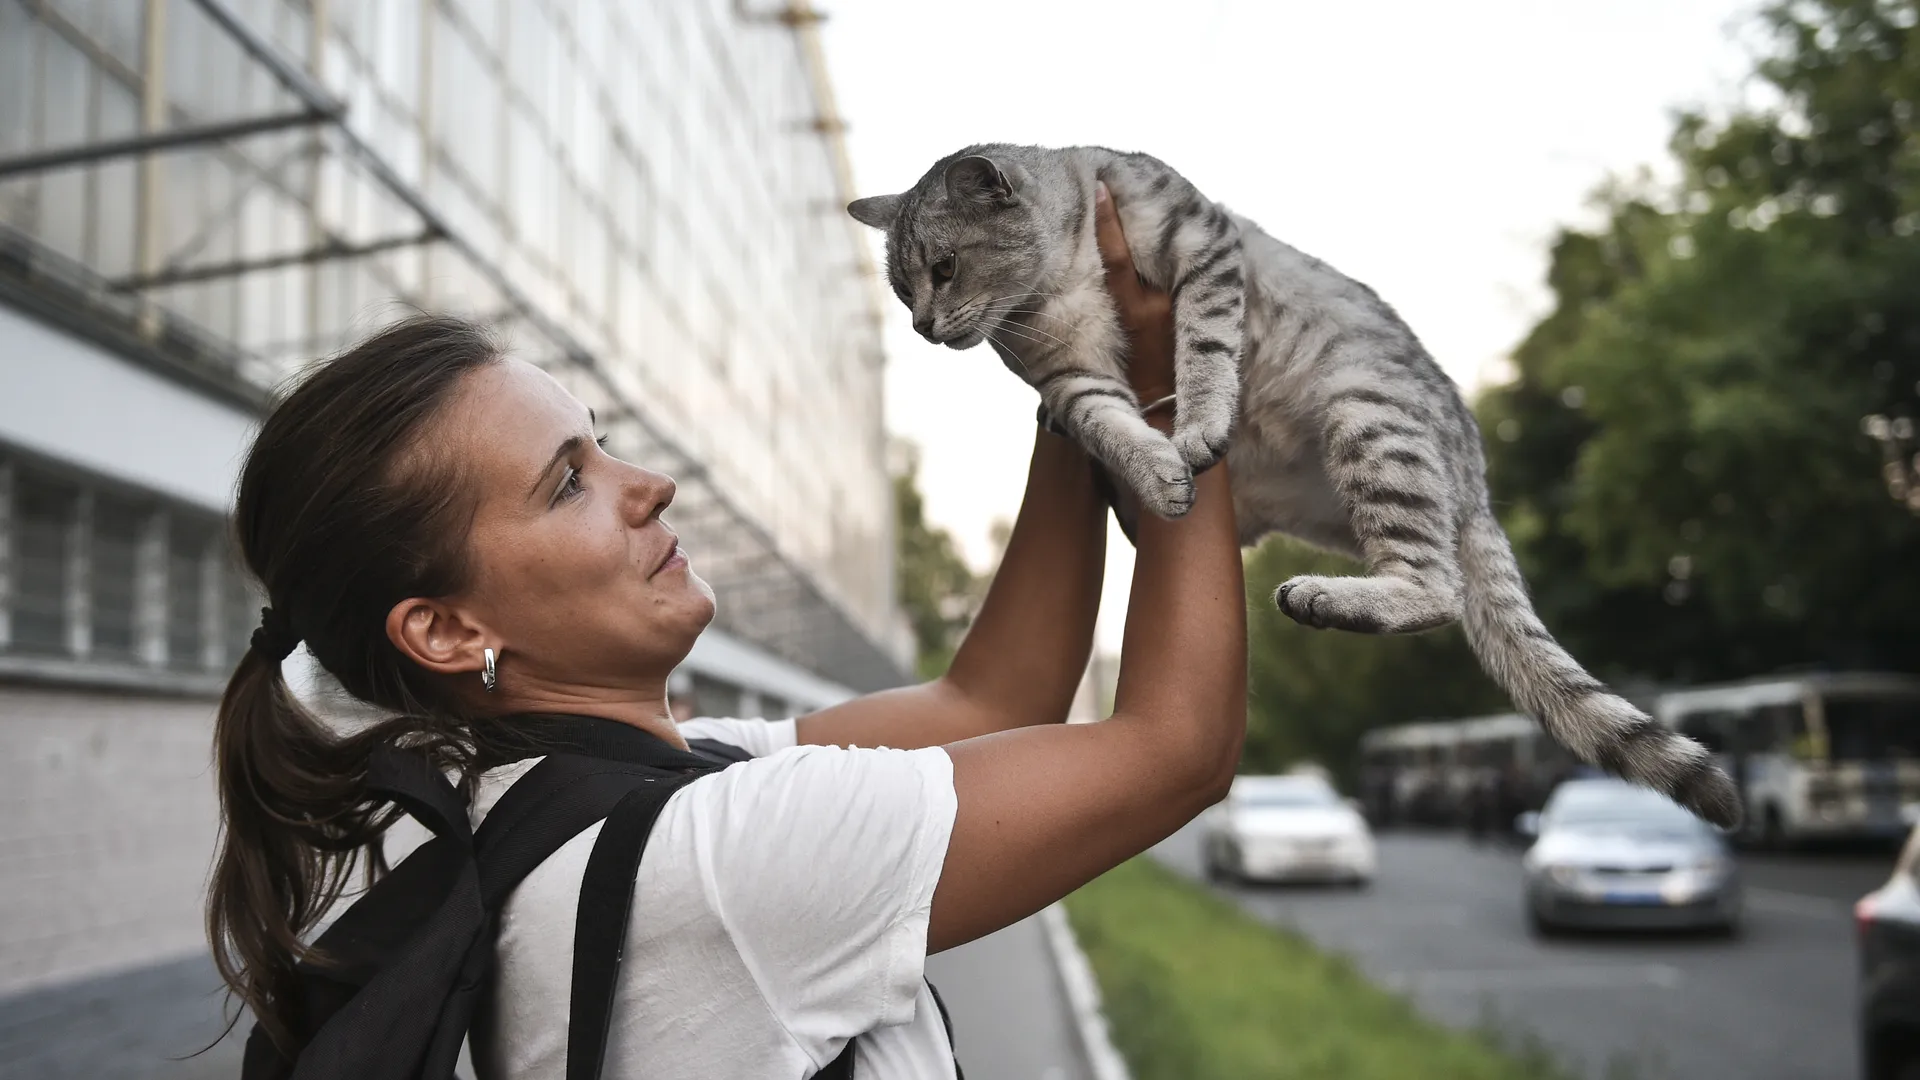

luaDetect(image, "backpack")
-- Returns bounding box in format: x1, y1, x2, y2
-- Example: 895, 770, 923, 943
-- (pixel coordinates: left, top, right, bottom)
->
238, 714, 958, 1080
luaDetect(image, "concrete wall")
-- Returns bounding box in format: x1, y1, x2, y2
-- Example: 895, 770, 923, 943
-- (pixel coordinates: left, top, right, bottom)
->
0, 626, 848, 999
0, 305, 255, 515
0, 687, 219, 996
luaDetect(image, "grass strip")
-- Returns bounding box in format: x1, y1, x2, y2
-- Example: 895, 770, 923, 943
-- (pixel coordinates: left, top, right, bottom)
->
1061, 857, 1572, 1080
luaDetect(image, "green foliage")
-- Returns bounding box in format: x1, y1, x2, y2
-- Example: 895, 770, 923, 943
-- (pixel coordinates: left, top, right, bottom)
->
892, 445, 978, 679
1239, 0, 1920, 777
1242, 538, 1504, 784
1477, 0, 1920, 684
1063, 857, 1573, 1080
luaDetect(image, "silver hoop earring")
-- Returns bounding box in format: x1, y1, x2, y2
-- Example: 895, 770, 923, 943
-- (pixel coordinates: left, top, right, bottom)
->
481, 647, 498, 693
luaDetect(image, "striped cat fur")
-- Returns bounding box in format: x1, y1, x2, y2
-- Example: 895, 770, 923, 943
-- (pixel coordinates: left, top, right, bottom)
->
849, 144, 1740, 828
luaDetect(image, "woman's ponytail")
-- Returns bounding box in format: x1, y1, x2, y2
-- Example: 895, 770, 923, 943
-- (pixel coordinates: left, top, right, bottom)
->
207, 643, 390, 1049
203, 316, 505, 1051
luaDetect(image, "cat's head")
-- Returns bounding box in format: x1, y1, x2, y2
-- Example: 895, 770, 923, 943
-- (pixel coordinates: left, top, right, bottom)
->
847, 150, 1057, 351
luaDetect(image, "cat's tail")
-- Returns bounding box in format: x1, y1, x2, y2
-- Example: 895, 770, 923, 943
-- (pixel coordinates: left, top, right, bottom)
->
1457, 507, 1741, 829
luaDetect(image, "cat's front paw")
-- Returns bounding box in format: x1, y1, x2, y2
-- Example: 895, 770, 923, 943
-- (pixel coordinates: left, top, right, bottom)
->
1123, 444, 1195, 519
1274, 575, 1347, 630
1172, 414, 1233, 473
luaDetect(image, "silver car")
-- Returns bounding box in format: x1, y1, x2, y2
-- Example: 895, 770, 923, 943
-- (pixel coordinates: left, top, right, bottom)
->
1518, 778, 1742, 935
1201, 774, 1377, 886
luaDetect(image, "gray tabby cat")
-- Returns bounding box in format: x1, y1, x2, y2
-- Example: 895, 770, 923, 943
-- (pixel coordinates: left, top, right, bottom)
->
849, 144, 1740, 828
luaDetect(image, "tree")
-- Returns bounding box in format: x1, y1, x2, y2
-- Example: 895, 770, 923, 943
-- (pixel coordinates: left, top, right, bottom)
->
1241, 0, 1920, 779
1241, 538, 1506, 784
1476, 0, 1920, 684
892, 445, 979, 679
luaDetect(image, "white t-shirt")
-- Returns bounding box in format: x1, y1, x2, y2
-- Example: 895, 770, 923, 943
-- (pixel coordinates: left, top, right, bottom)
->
468, 717, 960, 1080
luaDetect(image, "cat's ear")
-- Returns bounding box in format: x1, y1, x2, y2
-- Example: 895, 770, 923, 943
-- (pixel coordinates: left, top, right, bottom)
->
846, 194, 904, 230
944, 155, 1017, 204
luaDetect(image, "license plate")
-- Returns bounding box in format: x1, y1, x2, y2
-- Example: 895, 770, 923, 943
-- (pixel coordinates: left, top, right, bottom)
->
1602, 890, 1665, 906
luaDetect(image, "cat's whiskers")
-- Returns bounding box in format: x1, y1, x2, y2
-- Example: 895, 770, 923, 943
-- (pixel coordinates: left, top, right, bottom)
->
987, 305, 1071, 350
984, 290, 1065, 307
979, 329, 1036, 378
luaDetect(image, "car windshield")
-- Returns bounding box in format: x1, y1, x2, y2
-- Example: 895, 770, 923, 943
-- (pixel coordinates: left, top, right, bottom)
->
1544, 783, 1702, 832
1236, 785, 1339, 809
1823, 696, 1920, 761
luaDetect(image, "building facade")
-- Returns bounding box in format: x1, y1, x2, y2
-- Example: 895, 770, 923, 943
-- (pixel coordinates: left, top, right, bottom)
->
0, 0, 906, 1041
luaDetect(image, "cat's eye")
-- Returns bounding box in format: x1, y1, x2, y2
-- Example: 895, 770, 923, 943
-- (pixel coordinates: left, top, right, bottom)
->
930, 254, 957, 284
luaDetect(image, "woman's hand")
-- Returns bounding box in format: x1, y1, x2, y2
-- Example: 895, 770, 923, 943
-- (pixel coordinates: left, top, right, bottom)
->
1094, 182, 1176, 410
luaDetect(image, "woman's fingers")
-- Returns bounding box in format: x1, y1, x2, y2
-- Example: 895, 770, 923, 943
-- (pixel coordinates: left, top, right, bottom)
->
1094, 183, 1143, 304
1092, 182, 1177, 404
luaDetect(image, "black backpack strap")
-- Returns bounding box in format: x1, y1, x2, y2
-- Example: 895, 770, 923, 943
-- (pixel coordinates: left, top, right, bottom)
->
817, 1042, 858, 1079
803, 981, 953, 1080
558, 732, 960, 1080
927, 980, 963, 1080
364, 746, 473, 844
259, 753, 676, 1080
686, 736, 756, 764
565, 769, 708, 1080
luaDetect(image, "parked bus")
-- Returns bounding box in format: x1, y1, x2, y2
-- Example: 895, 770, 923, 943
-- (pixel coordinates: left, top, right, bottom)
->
1452, 714, 1579, 829
1653, 672, 1920, 846
1361, 713, 1581, 830
1357, 722, 1461, 826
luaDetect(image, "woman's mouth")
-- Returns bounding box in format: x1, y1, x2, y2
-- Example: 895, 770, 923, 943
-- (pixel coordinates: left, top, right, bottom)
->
652, 542, 687, 577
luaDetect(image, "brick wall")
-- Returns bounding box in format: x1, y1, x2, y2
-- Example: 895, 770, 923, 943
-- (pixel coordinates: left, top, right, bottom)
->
0, 686, 220, 996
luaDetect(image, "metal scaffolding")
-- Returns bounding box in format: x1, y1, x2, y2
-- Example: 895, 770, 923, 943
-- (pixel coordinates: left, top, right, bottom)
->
0, 0, 909, 693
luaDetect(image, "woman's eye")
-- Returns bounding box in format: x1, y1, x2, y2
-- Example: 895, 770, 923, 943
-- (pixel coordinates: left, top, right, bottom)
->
558, 468, 584, 499
931, 255, 957, 284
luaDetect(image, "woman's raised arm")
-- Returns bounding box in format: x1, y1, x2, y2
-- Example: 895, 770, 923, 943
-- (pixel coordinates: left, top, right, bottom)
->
793, 427, 1106, 751
925, 184, 1247, 952
792, 189, 1173, 752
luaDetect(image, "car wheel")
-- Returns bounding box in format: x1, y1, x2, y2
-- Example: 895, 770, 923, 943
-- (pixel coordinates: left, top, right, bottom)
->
1203, 844, 1227, 882
1347, 875, 1372, 890
1710, 918, 1742, 940
1759, 805, 1786, 851
1526, 907, 1557, 939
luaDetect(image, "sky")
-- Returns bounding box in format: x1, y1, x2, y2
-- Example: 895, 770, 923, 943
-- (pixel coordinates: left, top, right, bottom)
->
815, 0, 1768, 654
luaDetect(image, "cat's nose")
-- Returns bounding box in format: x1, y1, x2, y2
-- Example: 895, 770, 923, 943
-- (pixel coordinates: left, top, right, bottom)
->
912, 314, 934, 338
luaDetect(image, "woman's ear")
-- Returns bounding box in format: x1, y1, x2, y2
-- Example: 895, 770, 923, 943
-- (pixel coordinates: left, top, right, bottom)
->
386, 597, 490, 677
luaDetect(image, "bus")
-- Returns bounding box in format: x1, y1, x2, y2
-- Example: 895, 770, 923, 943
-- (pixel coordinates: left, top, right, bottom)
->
1450, 713, 1578, 825
1360, 713, 1583, 830
1653, 672, 1920, 846
1357, 722, 1461, 826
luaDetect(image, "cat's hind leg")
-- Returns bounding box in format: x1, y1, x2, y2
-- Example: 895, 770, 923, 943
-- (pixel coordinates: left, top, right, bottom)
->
1275, 382, 1463, 634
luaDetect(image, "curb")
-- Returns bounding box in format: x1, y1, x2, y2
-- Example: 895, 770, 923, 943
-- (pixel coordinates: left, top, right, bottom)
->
1037, 903, 1132, 1080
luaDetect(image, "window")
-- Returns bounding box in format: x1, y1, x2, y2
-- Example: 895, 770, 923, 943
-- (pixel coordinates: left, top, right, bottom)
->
1823, 697, 1920, 762
167, 519, 210, 670
12, 473, 73, 655
1753, 702, 1809, 756
222, 560, 261, 670
90, 493, 143, 661
691, 673, 742, 720
1, 450, 243, 686
1675, 711, 1728, 755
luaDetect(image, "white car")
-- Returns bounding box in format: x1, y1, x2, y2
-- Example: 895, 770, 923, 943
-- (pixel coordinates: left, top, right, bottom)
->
1201, 774, 1377, 886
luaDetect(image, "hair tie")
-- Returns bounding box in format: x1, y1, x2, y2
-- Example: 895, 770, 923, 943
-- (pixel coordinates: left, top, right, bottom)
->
250, 606, 300, 662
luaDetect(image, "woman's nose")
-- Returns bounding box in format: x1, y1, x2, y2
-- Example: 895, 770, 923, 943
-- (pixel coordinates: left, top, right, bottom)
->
621, 467, 675, 524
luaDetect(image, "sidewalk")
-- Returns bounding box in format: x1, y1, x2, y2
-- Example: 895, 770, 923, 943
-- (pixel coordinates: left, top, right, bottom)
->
0, 916, 1101, 1080
0, 955, 241, 1080
926, 913, 1095, 1080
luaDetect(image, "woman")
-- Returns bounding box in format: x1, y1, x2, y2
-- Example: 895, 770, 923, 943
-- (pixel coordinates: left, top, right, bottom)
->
209, 185, 1245, 1078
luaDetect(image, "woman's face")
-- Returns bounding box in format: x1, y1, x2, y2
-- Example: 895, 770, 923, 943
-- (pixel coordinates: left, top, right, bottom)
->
430, 358, 715, 696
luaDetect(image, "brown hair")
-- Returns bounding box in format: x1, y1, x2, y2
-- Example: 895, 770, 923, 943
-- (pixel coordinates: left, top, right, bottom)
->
206, 315, 527, 1049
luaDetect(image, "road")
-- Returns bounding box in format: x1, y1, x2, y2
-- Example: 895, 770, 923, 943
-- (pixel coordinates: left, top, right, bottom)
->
1154, 823, 1889, 1080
